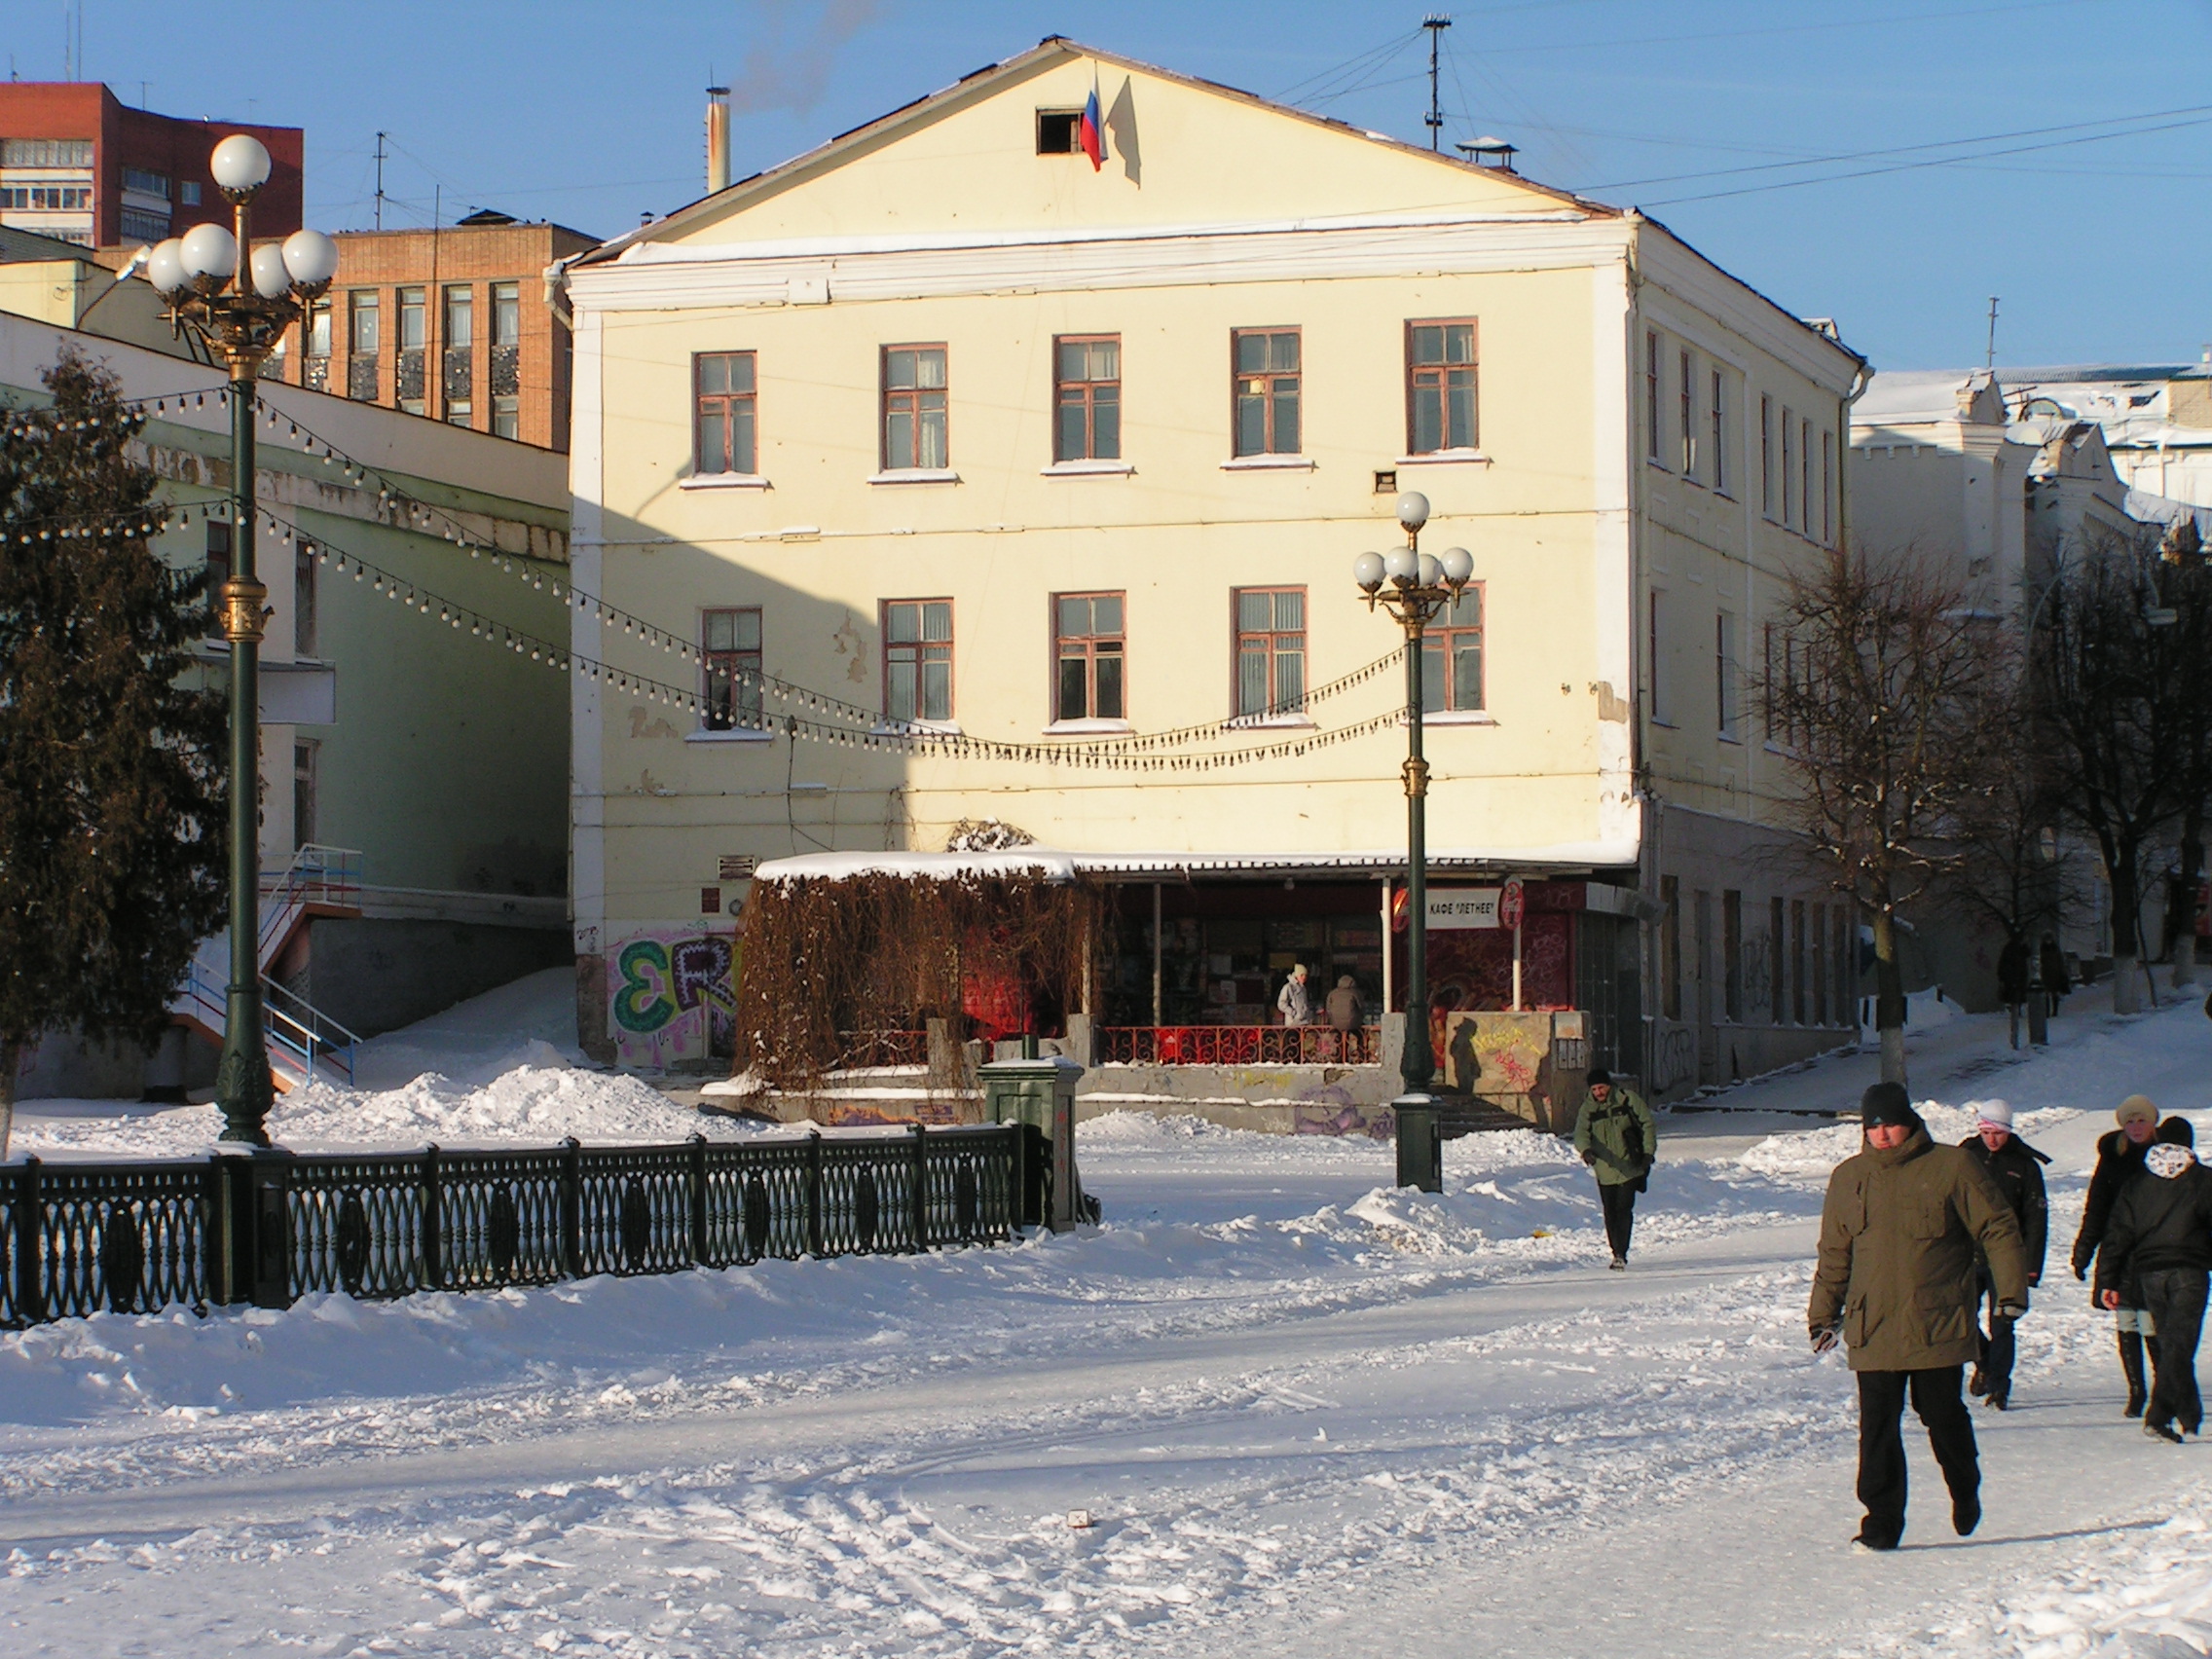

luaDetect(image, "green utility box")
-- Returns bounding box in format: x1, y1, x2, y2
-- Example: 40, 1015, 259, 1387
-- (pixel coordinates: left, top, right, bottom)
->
980, 1055, 1094, 1231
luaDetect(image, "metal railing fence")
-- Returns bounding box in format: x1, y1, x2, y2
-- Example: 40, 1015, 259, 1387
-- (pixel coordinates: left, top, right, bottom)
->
2, 1124, 1021, 1328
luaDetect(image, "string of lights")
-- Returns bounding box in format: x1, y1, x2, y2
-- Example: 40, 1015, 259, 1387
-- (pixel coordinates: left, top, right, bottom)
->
257, 503, 1417, 775
240, 393, 1403, 749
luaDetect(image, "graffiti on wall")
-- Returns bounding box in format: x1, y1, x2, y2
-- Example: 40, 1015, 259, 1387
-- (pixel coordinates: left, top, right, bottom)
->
1648, 1020, 1698, 1095
608, 930, 737, 1068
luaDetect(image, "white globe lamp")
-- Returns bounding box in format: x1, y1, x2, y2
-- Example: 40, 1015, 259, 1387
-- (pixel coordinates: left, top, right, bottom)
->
209, 133, 272, 196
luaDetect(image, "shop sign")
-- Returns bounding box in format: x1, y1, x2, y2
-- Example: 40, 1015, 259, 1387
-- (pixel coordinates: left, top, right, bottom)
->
1426, 887, 1501, 930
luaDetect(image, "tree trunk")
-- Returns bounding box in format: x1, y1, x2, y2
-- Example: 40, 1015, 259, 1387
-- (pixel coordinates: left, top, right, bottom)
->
2113, 846, 2143, 1015
0, 1036, 18, 1162
1871, 907, 1908, 1089
2175, 830, 2203, 991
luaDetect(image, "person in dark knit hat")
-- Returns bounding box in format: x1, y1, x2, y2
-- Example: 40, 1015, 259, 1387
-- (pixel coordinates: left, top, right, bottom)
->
1572, 1066, 1657, 1270
1809, 1082, 2029, 1551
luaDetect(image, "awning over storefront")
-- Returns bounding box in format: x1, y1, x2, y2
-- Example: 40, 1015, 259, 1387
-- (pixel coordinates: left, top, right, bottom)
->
754, 840, 1640, 885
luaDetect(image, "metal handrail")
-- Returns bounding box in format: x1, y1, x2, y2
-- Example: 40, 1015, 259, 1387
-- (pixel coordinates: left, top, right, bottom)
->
182, 957, 358, 1087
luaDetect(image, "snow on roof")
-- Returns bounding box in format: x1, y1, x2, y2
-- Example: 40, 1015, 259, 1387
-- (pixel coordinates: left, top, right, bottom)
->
752, 841, 1639, 884
1851, 368, 1991, 425
752, 849, 1080, 884
2125, 488, 2212, 537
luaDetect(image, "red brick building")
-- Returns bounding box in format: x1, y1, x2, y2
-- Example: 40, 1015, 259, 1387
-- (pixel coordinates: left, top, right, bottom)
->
0, 83, 301, 248
268, 213, 597, 453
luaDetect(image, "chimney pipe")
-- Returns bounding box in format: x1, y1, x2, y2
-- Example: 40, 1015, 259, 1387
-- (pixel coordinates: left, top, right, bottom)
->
706, 86, 732, 195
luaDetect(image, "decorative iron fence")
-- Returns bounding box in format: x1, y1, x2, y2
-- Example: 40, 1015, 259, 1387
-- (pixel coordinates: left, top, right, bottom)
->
2, 1124, 1023, 1330
1099, 1025, 1382, 1066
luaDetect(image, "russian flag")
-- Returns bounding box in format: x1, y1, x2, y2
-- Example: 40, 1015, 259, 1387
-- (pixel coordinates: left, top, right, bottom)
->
1079, 86, 1105, 171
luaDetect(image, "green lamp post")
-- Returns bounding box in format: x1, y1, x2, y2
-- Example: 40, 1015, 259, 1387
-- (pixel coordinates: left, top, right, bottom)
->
144, 135, 339, 1146
1354, 491, 1472, 1191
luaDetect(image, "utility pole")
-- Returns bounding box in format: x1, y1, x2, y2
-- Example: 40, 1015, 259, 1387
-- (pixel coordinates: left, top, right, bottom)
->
1985, 296, 2000, 371
1424, 14, 1451, 151
373, 130, 388, 232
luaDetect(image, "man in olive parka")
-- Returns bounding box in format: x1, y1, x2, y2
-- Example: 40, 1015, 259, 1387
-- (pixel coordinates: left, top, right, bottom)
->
1809, 1082, 2030, 1552
1573, 1068, 1658, 1270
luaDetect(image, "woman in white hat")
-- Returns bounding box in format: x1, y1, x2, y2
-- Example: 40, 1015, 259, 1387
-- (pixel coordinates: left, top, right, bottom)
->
1959, 1100, 2050, 1410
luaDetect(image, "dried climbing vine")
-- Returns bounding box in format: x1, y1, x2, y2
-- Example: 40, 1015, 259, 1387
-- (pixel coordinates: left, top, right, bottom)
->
733, 870, 1100, 1086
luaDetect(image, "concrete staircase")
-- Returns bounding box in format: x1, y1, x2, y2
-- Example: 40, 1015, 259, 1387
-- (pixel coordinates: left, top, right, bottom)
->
169, 844, 366, 1092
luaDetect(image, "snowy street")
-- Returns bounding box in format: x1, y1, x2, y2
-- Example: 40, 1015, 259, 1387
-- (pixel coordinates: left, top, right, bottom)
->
4, 993, 2212, 1655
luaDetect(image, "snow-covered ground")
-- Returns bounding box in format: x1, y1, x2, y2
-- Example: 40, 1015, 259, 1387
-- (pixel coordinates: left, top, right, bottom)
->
3, 986, 2211, 1655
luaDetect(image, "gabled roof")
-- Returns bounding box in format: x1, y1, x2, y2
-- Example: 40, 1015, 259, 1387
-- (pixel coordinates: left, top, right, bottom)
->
575, 36, 1614, 267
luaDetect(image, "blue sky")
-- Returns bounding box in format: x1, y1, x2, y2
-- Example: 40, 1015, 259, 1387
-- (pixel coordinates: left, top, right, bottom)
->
14, 0, 2211, 373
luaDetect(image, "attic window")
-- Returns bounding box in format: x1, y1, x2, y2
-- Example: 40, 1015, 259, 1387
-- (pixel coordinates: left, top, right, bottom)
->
1036, 109, 1082, 155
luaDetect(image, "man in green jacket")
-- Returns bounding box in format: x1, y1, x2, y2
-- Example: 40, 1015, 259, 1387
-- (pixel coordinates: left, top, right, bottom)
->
1810, 1082, 2030, 1552
1573, 1067, 1657, 1271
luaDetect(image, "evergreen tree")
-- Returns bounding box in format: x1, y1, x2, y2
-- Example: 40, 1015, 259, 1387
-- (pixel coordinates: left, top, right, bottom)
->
0, 348, 227, 1150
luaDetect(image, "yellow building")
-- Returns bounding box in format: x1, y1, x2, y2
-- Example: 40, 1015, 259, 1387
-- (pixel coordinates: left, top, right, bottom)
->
559, 39, 1867, 1107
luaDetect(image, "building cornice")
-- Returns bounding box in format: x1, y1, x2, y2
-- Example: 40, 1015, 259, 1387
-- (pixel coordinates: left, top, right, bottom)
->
569, 214, 1632, 315
1631, 229, 1862, 395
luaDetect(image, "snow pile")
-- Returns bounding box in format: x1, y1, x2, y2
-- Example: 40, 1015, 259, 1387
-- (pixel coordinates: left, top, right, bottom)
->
1902, 1504, 2212, 1657
13, 1060, 745, 1159
1736, 1099, 2075, 1186
350, 965, 584, 1089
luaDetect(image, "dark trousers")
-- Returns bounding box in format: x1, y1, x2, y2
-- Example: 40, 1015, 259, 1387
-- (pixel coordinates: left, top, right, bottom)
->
1856, 1366, 1978, 1547
1974, 1271, 2017, 1395
1599, 1180, 1639, 1259
2138, 1268, 2210, 1434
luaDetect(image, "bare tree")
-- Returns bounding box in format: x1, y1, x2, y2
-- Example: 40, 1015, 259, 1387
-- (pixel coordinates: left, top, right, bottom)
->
2031, 525, 2212, 1013
1942, 635, 2074, 967
2153, 520, 2212, 989
1764, 549, 1994, 1088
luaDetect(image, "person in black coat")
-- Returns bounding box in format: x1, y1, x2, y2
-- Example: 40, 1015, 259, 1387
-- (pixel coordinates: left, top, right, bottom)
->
1960, 1101, 2048, 1410
1997, 938, 2031, 1048
2075, 1094, 2161, 1415
2097, 1117, 2212, 1443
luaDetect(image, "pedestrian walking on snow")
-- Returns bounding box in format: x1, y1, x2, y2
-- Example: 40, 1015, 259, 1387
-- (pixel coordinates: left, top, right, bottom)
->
2097, 1116, 2212, 1444
2074, 1094, 2160, 1416
1276, 964, 1312, 1027
1997, 938, 2030, 1050
1809, 1083, 2029, 1553
1573, 1068, 1656, 1271
1959, 1101, 2048, 1411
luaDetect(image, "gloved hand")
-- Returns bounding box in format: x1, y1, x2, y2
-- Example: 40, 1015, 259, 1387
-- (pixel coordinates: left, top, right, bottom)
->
2072, 1245, 2092, 1281
1810, 1323, 1840, 1355
1580, 1149, 1598, 1166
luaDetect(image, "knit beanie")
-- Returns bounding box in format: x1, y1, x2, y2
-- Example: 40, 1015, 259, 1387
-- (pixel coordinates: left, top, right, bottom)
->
2157, 1116, 2196, 1148
1975, 1100, 2014, 1130
1860, 1082, 1921, 1130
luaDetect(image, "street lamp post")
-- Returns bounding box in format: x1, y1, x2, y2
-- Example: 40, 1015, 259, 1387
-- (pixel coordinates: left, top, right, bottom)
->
143, 136, 338, 1146
1353, 492, 1472, 1192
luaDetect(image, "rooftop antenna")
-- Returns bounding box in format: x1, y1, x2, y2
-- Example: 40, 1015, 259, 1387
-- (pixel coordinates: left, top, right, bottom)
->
1423, 14, 1452, 151
373, 130, 388, 232
1985, 296, 2000, 370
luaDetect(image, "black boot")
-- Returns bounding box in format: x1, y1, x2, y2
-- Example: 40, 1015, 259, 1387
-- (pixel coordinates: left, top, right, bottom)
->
2120, 1331, 2149, 1419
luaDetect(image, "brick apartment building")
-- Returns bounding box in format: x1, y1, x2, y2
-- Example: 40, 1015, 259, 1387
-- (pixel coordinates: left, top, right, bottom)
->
0, 82, 300, 247
267, 212, 597, 452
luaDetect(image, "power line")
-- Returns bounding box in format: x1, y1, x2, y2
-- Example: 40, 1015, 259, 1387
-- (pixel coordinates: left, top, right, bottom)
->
1636, 111, 2212, 206
1588, 101, 2212, 193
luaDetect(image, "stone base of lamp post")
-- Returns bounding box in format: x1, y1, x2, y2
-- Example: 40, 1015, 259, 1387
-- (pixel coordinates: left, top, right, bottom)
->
1392, 1093, 1442, 1193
